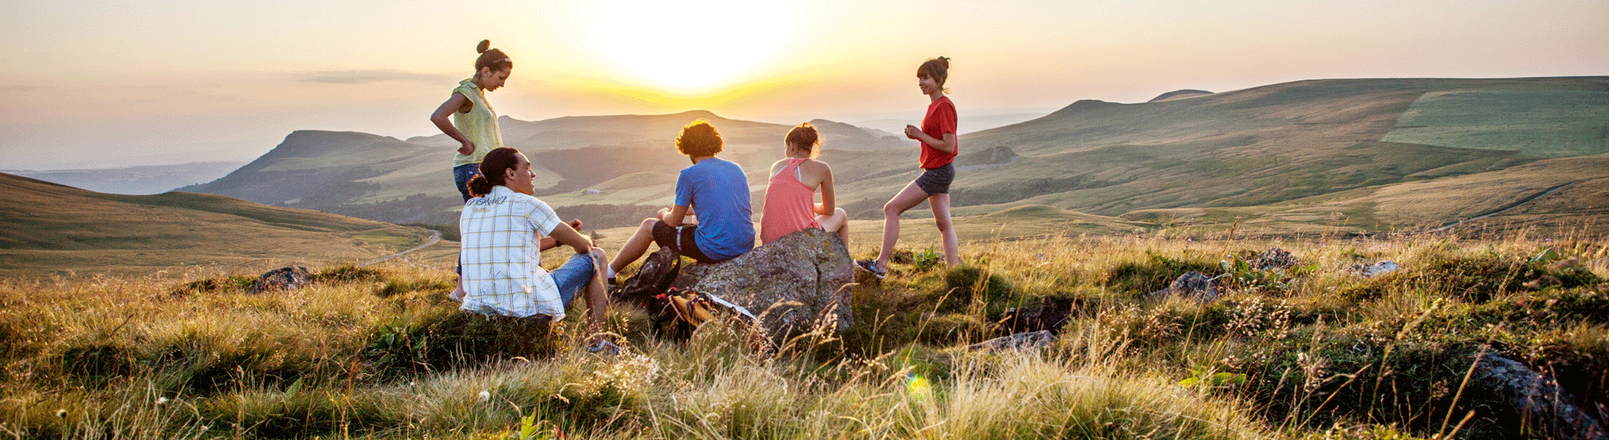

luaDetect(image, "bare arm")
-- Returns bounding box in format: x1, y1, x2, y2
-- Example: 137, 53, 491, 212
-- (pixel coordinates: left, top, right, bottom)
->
814, 162, 836, 215
538, 219, 583, 251
430, 92, 476, 155
661, 205, 692, 226
546, 220, 594, 254
915, 131, 957, 154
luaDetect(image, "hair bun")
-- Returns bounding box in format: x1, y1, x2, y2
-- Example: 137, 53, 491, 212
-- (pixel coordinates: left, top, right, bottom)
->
937, 56, 950, 68
477, 40, 491, 54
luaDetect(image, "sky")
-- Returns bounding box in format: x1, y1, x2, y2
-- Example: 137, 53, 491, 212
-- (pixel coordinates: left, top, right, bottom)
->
2, 0, 1606, 170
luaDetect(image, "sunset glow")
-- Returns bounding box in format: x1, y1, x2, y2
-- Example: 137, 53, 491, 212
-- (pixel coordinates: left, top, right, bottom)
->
1, 1, 1606, 170
581, 1, 798, 94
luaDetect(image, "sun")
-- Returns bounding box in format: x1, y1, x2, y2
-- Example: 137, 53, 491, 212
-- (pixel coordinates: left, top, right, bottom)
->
583, 1, 797, 95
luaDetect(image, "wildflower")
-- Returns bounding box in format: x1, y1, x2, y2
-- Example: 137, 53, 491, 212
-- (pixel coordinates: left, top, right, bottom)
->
55, 409, 67, 418
156, 397, 169, 406
479, 390, 491, 402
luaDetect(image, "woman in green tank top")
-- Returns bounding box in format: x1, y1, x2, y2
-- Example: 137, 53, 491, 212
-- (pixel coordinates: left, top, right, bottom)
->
430, 39, 513, 203
430, 39, 515, 301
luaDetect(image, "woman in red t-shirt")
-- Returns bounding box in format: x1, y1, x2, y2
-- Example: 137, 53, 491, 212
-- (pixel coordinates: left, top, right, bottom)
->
857, 57, 960, 278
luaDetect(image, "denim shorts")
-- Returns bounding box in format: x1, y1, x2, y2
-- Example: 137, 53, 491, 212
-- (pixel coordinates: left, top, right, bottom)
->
549, 252, 600, 305
453, 163, 482, 202
914, 163, 954, 196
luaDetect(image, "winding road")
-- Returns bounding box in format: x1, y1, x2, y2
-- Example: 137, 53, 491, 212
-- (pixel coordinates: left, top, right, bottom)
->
1428, 182, 1574, 233
358, 229, 442, 267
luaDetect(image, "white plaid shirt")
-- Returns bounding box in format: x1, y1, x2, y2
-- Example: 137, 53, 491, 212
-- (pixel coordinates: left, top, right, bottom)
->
459, 186, 566, 318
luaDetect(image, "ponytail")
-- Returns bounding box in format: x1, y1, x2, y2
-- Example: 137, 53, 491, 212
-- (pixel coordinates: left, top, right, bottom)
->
917, 56, 951, 93
474, 39, 513, 74
469, 147, 522, 197
466, 174, 494, 198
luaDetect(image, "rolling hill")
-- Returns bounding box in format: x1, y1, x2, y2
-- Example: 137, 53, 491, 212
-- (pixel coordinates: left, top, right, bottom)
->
183, 111, 905, 226
0, 172, 434, 279
186, 77, 1609, 236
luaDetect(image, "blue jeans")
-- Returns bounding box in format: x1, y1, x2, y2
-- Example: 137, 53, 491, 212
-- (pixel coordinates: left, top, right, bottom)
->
453, 163, 482, 202
549, 251, 601, 305
454, 163, 483, 275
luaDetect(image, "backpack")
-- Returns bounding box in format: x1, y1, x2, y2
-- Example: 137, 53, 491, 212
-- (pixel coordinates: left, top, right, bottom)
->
610, 247, 690, 336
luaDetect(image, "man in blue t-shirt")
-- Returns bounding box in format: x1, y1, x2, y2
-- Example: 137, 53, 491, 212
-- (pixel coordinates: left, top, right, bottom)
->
606, 120, 755, 278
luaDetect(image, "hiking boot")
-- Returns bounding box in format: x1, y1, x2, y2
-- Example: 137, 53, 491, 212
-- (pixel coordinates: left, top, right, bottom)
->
855, 259, 886, 279
587, 339, 621, 356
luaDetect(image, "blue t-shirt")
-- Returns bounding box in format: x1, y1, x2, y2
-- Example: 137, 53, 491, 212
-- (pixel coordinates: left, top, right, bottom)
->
674, 157, 755, 261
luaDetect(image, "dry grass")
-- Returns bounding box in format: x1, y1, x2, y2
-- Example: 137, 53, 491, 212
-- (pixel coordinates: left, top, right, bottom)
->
2, 229, 1606, 439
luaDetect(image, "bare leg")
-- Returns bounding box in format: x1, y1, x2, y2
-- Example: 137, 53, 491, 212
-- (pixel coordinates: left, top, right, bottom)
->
609, 218, 659, 274
876, 181, 931, 270
929, 193, 960, 266
816, 207, 850, 247
583, 247, 610, 336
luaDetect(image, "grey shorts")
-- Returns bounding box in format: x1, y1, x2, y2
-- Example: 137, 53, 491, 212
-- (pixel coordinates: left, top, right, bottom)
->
914, 164, 954, 196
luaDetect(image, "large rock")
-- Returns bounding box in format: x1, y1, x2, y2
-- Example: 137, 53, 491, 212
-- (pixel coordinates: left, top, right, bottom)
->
1145, 271, 1220, 302
672, 228, 853, 339
251, 265, 311, 294
1473, 353, 1607, 440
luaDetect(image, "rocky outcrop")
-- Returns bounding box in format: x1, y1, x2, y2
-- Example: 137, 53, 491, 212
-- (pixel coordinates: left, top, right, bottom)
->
251, 265, 311, 294
672, 228, 854, 339
1249, 247, 1298, 271
968, 330, 1056, 352
1146, 271, 1220, 303
1346, 261, 1401, 277
1473, 353, 1607, 440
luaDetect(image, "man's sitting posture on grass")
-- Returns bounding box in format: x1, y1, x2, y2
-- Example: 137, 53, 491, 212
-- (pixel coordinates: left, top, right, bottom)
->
458, 147, 616, 353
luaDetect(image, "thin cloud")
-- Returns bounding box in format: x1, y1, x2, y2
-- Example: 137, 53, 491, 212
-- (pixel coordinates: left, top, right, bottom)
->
298, 70, 455, 84
0, 85, 45, 93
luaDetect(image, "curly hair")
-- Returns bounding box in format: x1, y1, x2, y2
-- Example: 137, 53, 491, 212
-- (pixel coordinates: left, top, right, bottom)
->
675, 119, 724, 157
785, 122, 820, 159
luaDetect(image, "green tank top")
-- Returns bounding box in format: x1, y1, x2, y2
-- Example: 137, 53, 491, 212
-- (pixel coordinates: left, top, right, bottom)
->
451, 79, 504, 166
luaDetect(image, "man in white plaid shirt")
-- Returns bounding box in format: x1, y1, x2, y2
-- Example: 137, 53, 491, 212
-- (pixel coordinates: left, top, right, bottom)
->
458, 148, 615, 352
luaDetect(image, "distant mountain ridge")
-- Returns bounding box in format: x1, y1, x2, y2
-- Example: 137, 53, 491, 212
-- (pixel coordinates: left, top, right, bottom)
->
185, 77, 1609, 234
10, 161, 246, 195
184, 111, 905, 225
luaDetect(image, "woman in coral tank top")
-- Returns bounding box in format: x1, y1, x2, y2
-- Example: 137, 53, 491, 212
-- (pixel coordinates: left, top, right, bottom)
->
760, 123, 849, 246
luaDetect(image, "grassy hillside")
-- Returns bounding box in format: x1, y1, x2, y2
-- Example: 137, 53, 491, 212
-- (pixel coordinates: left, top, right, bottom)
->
0, 173, 433, 279
189, 112, 903, 226
4, 231, 1606, 438
186, 77, 1609, 235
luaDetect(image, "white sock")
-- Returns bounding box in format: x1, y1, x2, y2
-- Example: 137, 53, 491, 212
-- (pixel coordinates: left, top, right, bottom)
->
605, 267, 617, 280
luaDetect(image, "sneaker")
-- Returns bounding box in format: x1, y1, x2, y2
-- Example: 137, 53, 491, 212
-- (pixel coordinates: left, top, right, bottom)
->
854, 259, 886, 279
587, 339, 621, 356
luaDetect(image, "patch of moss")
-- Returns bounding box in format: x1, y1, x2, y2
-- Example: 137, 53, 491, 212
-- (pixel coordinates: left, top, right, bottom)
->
916, 314, 986, 346
1105, 250, 1220, 296
364, 309, 560, 378
169, 275, 256, 296
938, 266, 1014, 313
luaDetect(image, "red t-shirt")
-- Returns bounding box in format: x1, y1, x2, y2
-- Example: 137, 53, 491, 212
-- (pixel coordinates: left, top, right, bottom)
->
911, 96, 958, 169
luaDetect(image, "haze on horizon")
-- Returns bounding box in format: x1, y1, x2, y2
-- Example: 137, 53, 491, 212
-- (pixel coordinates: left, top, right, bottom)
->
2, 0, 1606, 170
